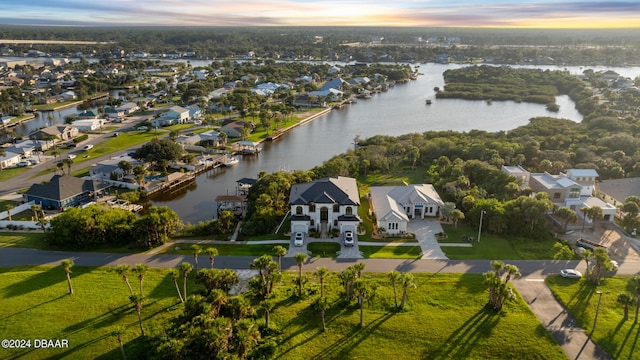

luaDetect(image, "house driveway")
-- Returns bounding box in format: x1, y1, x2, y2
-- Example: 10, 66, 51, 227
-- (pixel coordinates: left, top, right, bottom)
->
406, 219, 449, 260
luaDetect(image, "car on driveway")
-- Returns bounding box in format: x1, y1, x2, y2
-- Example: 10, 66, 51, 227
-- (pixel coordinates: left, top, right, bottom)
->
344, 231, 355, 247
560, 269, 582, 278
294, 232, 304, 246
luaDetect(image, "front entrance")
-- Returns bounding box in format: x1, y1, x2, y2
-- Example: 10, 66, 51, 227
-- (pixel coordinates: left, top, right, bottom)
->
320, 207, 329, 222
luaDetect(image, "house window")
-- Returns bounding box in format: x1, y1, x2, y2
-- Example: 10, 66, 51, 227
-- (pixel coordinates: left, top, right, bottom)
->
333, 204, 340, 212
334, 219, 338, 226
346, 207, 353, 215
309, 204, 315, 212
569, 188, 580, 198
296, 206, 303, 215
553, 192, 561, 199
310, 219, 315, 226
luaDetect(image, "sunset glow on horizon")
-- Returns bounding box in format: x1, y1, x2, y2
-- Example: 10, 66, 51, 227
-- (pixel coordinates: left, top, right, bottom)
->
4, 1, 640, 28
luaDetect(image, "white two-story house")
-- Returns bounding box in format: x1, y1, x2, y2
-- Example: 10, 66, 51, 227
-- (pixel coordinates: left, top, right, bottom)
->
289, 176, 360, 235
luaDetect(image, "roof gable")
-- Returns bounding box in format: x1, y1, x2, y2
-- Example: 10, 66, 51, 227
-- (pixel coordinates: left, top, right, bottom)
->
289, 176, 359, 206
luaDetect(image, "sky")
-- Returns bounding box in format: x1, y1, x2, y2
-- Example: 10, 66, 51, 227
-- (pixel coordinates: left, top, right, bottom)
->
3, 0, 640, 28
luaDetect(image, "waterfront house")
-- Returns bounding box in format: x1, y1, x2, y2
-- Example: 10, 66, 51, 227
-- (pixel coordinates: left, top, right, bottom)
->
77, 110, 99, 119
221, 120, 253, 139
73, 118, 105, 132
23, 174, 110, 210
105, 107, 125, 120
596, 177, 640, 209
29, 124, 78, 143
289, 176, 361, 235
369, 184, 444, 235
116, 102, 139, 115
501, 165, 530, 188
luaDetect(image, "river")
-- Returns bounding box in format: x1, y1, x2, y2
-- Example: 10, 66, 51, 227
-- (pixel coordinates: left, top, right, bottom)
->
145, 63, 606, 223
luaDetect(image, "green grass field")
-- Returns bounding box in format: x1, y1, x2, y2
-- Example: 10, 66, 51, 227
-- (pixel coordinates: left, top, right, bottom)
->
307, 242, 341, 257
0, 267, 567, 359
440, 223, 559, 260
160, 242, 285, 256
360, 245, 423, 259
546, 275, 640, 360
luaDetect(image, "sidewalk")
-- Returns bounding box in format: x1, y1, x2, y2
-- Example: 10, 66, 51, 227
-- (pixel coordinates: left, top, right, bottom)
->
512, 276, 612, 360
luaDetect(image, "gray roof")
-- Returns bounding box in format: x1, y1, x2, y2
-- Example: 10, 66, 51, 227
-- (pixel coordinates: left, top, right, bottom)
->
25, 175, 109, 201
598, 177, 640, 203
289, 176, 359, 206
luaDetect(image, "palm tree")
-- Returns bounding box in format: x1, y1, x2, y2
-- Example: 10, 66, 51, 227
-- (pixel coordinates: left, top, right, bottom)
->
633, 275, 640, 323
169, 269, 184, 303
204, 247, 218, 269
315, 267, 330, 298
112, 326, 127, 360
400, 273, 416, 310
353, 262, 366, 278
63, 157, 73, 174
294, 252, 307, 297
191, 244, 202, 271
272, 245, 287, 271
179, 262, 193, 299
313, 296, 329, 331
61, 259, 74, 295
617, 292, 634, 320
133, 263, 149, 296
115, 264, 134, 296
129, 294, 145, 336
354, 279, 375, 327
590, 247, 611, 284
580, 249, 593, 276
388, 270, 402, 308
555, 207, 578, 233
5, 204, 14, 221
450, 209, 465, 230
261, 296, 275, 328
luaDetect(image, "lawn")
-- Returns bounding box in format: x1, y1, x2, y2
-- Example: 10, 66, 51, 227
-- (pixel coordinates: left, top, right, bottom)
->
546, 275, 640, 360
360, 245, 423, 259
307, 242, 341, 257
271, 272, 566, 359
160, 242, 284, 256
0, 166, 30, 182
0, 266, 193, 359
0, 232, 148, 254
440, 223, 559, 260
0, 268, 567, 359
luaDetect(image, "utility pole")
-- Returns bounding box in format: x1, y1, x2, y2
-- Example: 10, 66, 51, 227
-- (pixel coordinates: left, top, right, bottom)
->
477, 210, 486, 243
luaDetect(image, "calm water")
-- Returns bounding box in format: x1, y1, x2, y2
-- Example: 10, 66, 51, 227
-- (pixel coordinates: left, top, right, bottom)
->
147, 63, 594, 223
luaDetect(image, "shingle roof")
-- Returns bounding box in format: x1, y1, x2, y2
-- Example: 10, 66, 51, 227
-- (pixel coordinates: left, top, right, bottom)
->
25, 175, 108, 201
289, 176, 359, 206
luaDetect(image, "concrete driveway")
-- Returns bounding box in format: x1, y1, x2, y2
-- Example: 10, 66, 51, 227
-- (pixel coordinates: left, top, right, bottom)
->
407, 219, 449, 259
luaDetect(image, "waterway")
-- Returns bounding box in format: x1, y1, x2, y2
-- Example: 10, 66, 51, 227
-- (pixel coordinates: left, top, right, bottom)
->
146, 63, 606, 223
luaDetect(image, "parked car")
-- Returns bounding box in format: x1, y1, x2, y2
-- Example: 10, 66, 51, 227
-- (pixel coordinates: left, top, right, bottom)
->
16, 161, 31, 167
610, 260, 619, 271
560, 269, 582, 278
83, 144, 94, 151
137, 126, 148, 131
66, 143, 76, 148
294, 232, 304, 246
344, 231, 355, 247
28, 159, 39, 165
67, 154, 76, 159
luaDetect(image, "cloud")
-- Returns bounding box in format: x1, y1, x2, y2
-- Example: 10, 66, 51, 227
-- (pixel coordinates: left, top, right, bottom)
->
3, 0, 640, 27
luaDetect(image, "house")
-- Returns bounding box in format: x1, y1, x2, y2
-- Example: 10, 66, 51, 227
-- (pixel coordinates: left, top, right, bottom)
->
221, 120, 253, 138
369, 184, 444, 235
0, 151, 22, 169
23, 175, 110, 210
319, 77, 346, 92
77, 110, 99, 119
186, 105, 203, 120
501, 165, 530, 188
104, 107, 125, 120
176, 130, 222, 147
151, 105, 190, 127
89, 155, 140, 181
116, 102, 139, 115
5, 139, 50, 156
308, 88, 343, 102
60, 90, 76, 100
596, 177, 640, 208
29, 125, 78, 143
289, 176, 361, 234
73, 119, 104, 132
529, 168, 616, 222
292, 93, 327, 108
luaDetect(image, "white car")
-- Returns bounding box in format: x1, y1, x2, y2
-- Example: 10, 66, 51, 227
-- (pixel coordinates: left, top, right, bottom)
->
560, 269, 582, 278
83, 144, 94, 151
609, 260, 619, 271
344, 231, 355, 247
16, 161, 31, 167
294, 232, 304, 246
67, 154, 76, 159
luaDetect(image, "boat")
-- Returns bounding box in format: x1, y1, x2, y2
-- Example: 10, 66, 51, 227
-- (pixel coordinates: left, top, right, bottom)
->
425, 99, 432, 105
224, 156, 239, 167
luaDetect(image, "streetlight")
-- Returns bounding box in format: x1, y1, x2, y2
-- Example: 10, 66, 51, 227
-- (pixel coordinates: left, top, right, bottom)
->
477, 210, 486, 243
592, 291, 603, 333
